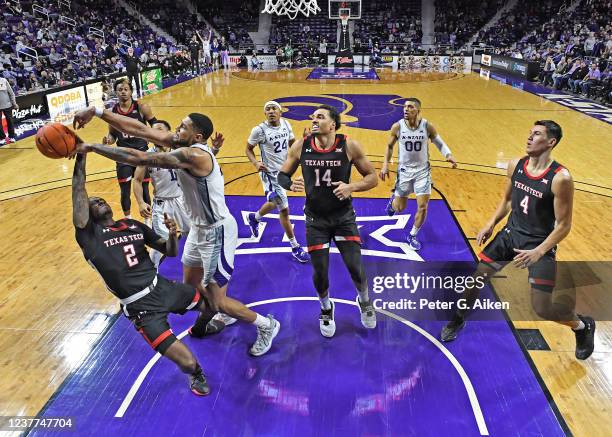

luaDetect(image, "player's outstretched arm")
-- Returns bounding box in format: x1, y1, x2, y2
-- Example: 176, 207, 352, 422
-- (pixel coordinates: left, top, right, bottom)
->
278, 137, 304, 191
427, 122, 457, 168
477, 159, 517, 245
133, 166, 152, 219
72, 154, 90, 229
346, 139, 378, 192
75, 143, 197, 171
380, 122, 399, 180
74, 107, 174, 147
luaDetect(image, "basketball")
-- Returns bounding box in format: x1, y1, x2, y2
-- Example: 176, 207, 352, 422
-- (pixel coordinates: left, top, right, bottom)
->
35, 123, 77, 159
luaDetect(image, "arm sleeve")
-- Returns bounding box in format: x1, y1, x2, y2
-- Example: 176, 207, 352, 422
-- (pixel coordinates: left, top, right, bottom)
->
277, 171, 292, 190
432, 135, 452, 158
247, 125, 264, 146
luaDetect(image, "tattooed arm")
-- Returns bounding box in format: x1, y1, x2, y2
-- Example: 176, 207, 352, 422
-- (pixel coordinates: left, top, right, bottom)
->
72, 154, 90, 229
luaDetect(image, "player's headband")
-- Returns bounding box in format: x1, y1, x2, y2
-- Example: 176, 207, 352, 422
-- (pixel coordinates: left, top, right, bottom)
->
264, 101, 282, 110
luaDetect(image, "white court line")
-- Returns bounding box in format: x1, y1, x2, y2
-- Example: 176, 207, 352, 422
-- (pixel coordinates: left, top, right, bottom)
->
114, 297, 489, 435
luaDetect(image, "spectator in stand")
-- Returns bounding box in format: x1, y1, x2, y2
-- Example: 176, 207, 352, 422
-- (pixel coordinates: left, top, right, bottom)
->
568, 60, 589, 93
580, 62, 602, 96
540, 56, 556, 86
551, 56, 568, 87
555, 58, 580, 90
0, 71, 18, 145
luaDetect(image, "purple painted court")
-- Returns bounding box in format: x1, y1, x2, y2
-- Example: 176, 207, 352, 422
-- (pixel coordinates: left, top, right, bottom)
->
32, 196, 566, 436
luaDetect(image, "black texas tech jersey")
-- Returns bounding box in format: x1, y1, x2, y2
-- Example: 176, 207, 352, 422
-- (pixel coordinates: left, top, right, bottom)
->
75, 219, 159, 299
111, 101, 148, 151
301, 134, 352, 216
507, 156, 566, 240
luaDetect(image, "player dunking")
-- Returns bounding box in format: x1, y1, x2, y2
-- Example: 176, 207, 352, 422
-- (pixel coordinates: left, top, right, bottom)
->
379, 98, 457, 250
72, 153, 214, 395
73, 107, 281, 356
133, 120, 192, 268
278, 105, 377, 337
246, 101, 309, 263
104, 78, 156, 218
441, 121, 595, 360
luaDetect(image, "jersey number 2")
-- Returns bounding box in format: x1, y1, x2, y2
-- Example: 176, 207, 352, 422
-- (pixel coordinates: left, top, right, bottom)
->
314, 168, 332, 187
520, 195, 529, 214
124, 244, 139, 267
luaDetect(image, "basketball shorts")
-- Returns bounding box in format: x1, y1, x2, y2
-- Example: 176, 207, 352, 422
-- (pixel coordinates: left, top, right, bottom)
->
123, 276, 203, 354
305, 207, 361, 252
479, 226, 557, 293
181, 216, 237, 287
152, 197, 192, 239
394, 166, 432, 197
260, 172, 289, 210
117, 163, 151, 183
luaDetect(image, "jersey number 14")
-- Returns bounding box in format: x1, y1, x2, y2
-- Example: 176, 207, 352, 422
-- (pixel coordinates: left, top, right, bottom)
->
314, 168, 332, 187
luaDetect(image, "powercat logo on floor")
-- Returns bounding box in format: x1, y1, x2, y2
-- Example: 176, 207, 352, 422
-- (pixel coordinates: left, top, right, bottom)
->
537, 93, 612, 124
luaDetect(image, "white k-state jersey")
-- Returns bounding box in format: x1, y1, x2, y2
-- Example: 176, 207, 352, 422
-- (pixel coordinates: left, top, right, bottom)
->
177, 143, 230, 226
248, 119, 295, 174
397, 117, 430, 171
147, 146, 183, 199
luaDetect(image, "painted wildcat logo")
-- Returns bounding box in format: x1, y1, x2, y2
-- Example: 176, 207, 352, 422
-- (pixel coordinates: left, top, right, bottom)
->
274, 94, 412, 131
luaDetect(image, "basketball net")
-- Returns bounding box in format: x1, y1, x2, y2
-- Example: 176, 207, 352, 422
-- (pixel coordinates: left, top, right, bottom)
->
262, 0, 321, 20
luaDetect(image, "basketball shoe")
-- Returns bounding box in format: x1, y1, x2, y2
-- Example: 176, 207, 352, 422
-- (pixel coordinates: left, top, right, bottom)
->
248, 212, 260, 238
292, 246, 310, 263
574, 315, 595, 360
189, 365, 211, 396
356, 296, 376, 329
407, 234, 421, 251
385, 194, 396, 216
319, 301, 336, 338
249, 315, 280, 356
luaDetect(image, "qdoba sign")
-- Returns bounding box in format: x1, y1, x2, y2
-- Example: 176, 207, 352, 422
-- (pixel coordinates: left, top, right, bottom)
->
46, 86, 87, 123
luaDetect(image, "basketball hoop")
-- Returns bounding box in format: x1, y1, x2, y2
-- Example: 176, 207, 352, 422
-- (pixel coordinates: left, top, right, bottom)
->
262, 0, 321, 20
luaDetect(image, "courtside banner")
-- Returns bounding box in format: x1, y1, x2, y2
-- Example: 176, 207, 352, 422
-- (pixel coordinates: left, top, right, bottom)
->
85, 81, 105, 109
46, 86, 87, 123
483, 53, 540, 80
141, 68, 163, 95
14, 92, 48, 122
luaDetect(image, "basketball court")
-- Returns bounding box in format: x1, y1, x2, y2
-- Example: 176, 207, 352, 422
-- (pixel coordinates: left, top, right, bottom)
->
1, 3, 611, 434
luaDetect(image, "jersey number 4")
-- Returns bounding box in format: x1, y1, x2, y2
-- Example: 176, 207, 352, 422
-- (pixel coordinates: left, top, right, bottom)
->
124, 244, 139, 267
314, 168, 332, 187
520, 195, 529, 214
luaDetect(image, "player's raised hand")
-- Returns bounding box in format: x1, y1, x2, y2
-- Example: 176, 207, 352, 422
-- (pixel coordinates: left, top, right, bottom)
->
302, 127, 312, 137
476, 223, 494, 246
332, 181, 352, 200
379, 163, 389, 181
446, 154, 458, 169
139, 202, 152, 219
73, 106, 96, 130
211, 132, 224, 149
163, 213, 178, 235
291, 176, 304, 192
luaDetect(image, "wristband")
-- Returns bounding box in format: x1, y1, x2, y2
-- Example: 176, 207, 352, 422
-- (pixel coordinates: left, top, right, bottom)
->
94, 107, 104, 117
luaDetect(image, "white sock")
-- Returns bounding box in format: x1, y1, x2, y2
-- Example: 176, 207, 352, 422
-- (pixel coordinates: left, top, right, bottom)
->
125, 214, 132, 219
255, 212, 262, 221
410, 225, 420, 236
288, 237, 300, 249
320, 294, 331, 310
253, 313, 271, 329
572, 319, 585, 331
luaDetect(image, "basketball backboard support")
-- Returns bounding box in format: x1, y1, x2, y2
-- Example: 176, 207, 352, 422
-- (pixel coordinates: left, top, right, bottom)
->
328, 0, 361, 19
